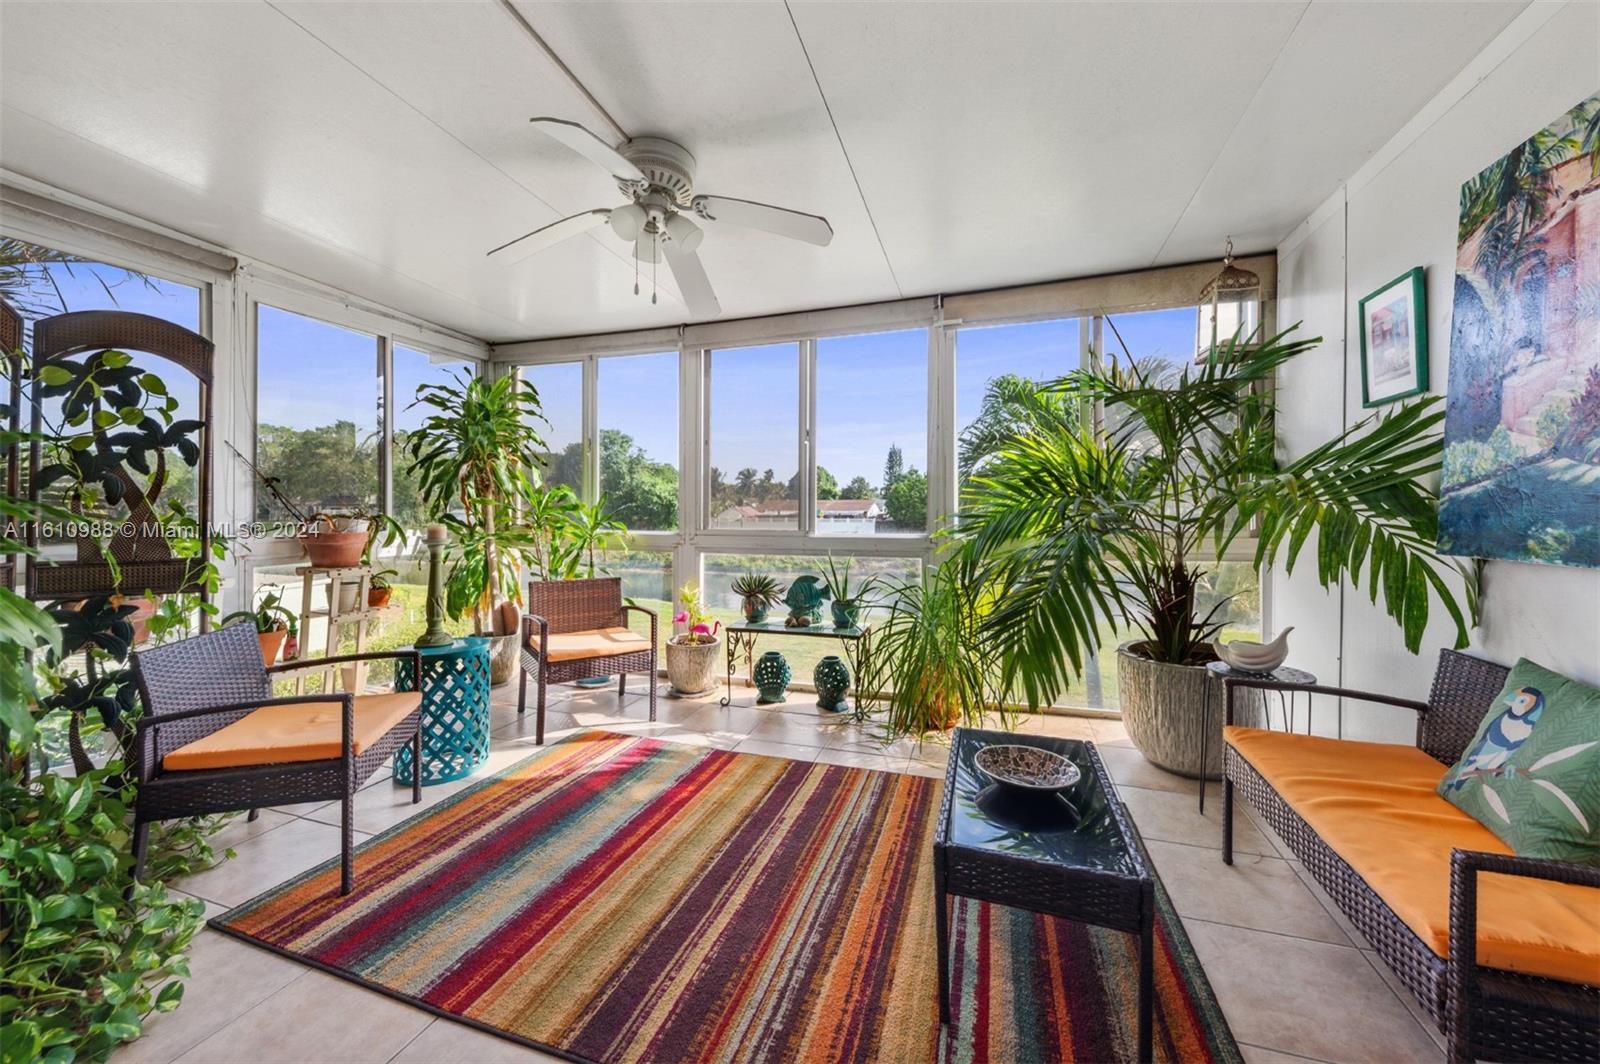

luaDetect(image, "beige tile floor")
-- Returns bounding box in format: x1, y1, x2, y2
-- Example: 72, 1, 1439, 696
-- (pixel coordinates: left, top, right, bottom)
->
119, 681, 1447, 1064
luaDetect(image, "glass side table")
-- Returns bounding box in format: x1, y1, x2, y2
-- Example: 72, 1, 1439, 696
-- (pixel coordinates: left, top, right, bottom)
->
1198, 660, 1316, 812
393, 636, 492, 786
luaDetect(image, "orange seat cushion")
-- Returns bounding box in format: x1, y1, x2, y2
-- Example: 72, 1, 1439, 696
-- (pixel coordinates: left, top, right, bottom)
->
162, 691, 420, 772
536, 626, 652, 663
1226, 726, 1600, 985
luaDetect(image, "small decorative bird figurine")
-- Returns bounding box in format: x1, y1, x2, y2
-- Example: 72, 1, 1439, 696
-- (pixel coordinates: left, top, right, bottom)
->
1443, 686, 1546, 791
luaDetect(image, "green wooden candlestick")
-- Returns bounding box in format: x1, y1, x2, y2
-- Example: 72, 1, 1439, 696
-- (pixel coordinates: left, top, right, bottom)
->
415, 524, 454, 648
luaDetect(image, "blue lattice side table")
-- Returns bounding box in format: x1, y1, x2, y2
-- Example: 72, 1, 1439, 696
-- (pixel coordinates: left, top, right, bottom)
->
393, 636, 491, 786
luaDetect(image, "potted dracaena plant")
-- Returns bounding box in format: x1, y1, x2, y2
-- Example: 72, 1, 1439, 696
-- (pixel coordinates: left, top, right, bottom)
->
403, 370, 546, 684
954, 326, 1478, 777
730, 569, 784, 623
665, 582, 721, 695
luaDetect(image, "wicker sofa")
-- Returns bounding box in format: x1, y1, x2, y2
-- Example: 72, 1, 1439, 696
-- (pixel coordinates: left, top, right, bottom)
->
1221, 650, 1598, 1064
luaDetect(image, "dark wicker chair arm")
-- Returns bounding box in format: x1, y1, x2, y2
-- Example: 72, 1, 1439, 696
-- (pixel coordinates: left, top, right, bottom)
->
621, 603, 658, 643
1223, 676, 1428, 726
266, 649, 422, 675
522, 612, 550, 648
1447, 849, 1600, 1060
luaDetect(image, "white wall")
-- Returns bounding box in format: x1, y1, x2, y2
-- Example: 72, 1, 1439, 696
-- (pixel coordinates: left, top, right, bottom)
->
1272, 1, 1600, 743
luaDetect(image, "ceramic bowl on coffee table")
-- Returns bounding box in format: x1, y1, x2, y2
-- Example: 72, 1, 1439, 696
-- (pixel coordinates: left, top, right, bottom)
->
974, 744, 1082, 793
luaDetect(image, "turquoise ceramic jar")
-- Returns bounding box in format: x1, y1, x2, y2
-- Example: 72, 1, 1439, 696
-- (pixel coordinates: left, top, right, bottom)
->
753, 651, 791, 704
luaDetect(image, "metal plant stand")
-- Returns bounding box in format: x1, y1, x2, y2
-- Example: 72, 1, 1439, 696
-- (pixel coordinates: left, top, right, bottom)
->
720, 619, 872, 719
393, 636, 492, 786
1197, 661, 1316, 812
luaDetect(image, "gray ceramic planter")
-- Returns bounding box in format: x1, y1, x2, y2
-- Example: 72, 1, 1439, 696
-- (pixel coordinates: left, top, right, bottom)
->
1116, 642, 1264, 779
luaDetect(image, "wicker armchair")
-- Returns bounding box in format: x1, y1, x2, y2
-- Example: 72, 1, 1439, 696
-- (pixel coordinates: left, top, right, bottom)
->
1221, 649, 1599, 1063
518, 577, 657, 745
129, 623, 423, 896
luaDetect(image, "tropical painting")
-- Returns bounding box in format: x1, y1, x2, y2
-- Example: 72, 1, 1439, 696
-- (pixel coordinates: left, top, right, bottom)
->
1439, 92, 1600, 569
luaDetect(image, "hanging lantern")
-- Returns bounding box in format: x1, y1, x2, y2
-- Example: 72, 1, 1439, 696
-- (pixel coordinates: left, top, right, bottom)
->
1197, 237, 1260, 361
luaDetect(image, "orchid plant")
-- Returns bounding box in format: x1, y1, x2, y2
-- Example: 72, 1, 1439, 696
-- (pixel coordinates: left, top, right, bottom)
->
674, 582, 721, 645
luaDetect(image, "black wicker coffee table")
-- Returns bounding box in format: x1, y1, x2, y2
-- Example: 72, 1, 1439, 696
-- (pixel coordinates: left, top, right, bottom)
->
935, 728, 1154, 1061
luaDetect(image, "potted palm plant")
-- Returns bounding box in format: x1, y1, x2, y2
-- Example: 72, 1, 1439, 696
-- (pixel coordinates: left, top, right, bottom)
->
404, 371, 546, 685
666, 582, 720, 695
730, 569, 784, 623
955, 328, 1478, 776
858, 560, 1013, 735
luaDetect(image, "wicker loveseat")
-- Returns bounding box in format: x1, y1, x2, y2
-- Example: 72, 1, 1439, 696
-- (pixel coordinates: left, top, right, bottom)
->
1220, 650, 1599, 1063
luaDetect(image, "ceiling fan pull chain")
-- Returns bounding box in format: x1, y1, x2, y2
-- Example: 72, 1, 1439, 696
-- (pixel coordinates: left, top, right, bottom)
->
633, 247, 640, 296
652, 231, 659, 305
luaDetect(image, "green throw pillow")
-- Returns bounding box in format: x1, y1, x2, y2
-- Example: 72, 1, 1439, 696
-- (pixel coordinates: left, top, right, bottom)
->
1439, 658, 1600, 864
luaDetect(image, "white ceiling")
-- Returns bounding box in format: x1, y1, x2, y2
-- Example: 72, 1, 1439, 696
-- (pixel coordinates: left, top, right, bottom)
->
0, 0, 1528, 343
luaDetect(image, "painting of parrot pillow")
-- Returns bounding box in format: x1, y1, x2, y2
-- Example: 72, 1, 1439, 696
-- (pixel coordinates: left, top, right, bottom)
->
1439, 659, 1600, 865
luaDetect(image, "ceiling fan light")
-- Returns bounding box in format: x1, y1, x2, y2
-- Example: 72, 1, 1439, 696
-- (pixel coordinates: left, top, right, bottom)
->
608, 203, 645, 241
665, 212, 704, 253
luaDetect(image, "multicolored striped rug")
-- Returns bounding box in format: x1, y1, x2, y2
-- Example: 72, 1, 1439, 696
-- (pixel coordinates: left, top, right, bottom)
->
213, 731, 1239, 1063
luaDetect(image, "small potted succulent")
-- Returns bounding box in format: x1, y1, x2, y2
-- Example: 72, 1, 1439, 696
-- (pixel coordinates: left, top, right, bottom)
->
221, 585, 296, 665
821, 553, 879, 630
666, 582, 721, 695
730, 569, 784, 623
367, 568, 397, 609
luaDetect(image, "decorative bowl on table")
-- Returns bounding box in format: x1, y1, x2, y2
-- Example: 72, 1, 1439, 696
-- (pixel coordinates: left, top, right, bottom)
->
975, 744, 1081, 793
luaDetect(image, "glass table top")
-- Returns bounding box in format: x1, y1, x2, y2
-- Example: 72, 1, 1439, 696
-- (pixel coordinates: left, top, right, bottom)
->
724, 619, 869, 638
941, 728, 1141, 877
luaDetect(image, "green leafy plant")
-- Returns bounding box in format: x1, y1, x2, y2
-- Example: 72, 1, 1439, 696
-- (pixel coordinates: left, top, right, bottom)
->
858, 560, 1012, 736
820, 553, 879, 612
673, 582, 719, 645
403, 371, 546, 635
729, 570, 784, 609
955, 327, 1479, 710
0, 768, 206, 1063
368, 568, 397, 591
219, 585, 293, 634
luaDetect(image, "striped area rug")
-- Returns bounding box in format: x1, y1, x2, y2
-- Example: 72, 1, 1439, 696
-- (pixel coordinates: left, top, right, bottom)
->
213, 731, 1240, 1063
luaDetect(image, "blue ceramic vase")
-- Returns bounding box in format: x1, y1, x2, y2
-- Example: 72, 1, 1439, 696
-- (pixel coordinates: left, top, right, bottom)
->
753, 651, 791, 704
813, 654, 851, 712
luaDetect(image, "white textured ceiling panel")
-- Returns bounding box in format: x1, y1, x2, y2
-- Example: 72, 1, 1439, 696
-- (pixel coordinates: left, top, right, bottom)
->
0, 0, 1534, 341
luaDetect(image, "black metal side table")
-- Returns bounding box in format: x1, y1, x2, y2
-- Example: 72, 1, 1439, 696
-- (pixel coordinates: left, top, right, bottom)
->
935, 728, 1154, 1061
1197, 661, 1316, 812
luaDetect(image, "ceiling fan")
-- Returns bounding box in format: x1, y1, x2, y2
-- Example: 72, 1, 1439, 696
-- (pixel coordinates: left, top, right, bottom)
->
488, 118, 834, 317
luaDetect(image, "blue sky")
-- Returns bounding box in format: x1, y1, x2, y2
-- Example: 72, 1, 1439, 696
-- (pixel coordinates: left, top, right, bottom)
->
36, 258, 1200, 495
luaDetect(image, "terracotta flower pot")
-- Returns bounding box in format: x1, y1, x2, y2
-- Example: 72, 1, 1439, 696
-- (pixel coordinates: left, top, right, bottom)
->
368, 586, 392, 609
299, 529, 366, 568
257, 628, 288, 666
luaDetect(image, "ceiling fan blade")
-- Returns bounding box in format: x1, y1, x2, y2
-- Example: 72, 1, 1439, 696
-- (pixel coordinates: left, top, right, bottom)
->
486, 209, 610, 263
529, 117, 646, 184
690, 195, 833, 247
663, 241, 721, 318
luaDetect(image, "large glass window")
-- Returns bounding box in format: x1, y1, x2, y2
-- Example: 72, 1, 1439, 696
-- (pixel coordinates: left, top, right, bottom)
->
708, 343, 799, 530
7, 244, 204, 514
955, 318, 1080, 486
1101, 305, 1199, 382
391, 345, 476, 531
522, 362, 583, 495
816, 330, 927, 534
255, 305, 380, 523
598, 352, 678, 531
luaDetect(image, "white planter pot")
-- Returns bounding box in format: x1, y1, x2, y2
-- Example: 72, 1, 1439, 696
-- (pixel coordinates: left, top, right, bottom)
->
665, 635, 719, 695
1116, 642, 1265, 779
